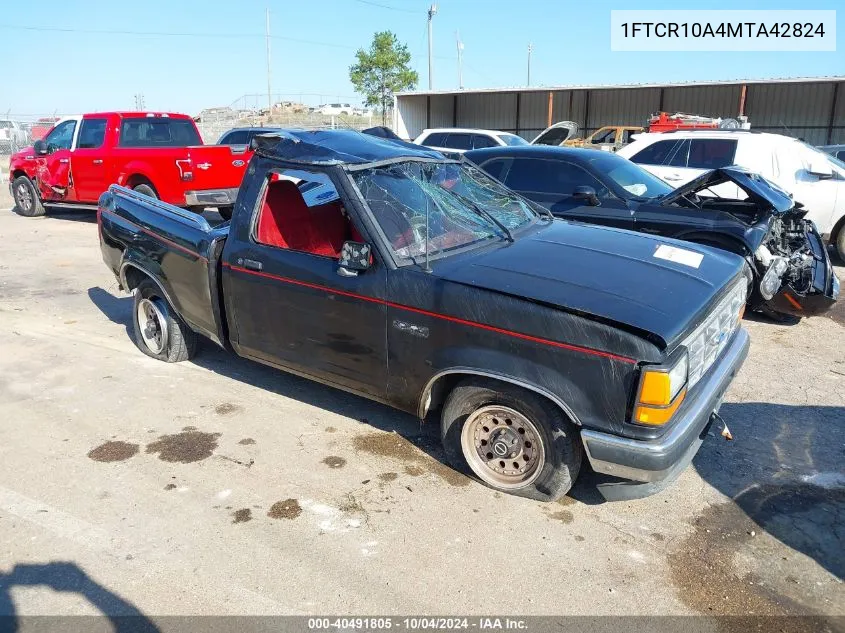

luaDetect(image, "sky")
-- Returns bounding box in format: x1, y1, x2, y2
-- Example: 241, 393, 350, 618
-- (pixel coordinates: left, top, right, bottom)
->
1, 0, 842, 117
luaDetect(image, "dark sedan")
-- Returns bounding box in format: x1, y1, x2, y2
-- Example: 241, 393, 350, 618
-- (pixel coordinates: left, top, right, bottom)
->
466, 146, 839, 320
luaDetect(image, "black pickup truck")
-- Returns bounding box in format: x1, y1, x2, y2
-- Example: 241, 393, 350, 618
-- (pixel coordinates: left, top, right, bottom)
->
98, 130, 750, 502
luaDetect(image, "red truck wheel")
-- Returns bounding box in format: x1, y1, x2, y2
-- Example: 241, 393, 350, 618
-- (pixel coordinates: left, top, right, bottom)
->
12, 177, 46, 217
133, 183, 158, 199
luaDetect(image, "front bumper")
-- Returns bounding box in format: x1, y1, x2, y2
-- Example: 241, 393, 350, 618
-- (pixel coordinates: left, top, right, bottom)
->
764, 222, 839, 317
184, 187, 239, 208
581, 327, 750, 501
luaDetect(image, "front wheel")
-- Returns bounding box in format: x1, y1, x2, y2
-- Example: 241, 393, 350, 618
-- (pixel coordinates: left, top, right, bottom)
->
12, 176, 46, 217
132, 278, 197, 362
441, 378, 581, 501
835, 227, 845, 265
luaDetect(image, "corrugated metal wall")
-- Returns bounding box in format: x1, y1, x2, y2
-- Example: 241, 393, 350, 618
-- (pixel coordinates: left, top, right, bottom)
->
586, 87, 660, 133
746, 81, 837, 145
662, 85, 740, 119
455, 92, 519, 131
397, 80, 845, 145
395, 95, 427, 140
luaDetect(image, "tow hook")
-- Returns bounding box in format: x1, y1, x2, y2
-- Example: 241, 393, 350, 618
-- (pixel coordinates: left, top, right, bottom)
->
712, 411, 733, 441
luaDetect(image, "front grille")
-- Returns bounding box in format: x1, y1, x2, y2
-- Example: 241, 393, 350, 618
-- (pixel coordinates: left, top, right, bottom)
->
682, 280, 746, 389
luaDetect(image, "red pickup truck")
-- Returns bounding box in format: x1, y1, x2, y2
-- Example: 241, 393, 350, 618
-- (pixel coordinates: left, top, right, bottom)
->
8, 112, 249, 219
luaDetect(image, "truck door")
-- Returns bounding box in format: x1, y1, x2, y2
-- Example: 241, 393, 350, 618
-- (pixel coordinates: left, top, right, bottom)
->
35, 119, 77, 201
222, 167, 388, 398
71, 117, 109, 202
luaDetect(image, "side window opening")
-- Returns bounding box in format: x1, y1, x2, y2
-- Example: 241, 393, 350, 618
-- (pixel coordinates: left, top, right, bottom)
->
254, 169, 359, 259
77, 118, 107, 149
629, 139, 681, 166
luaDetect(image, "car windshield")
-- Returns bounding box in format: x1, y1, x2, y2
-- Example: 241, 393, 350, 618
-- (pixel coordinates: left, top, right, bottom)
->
585, 153, 674, 199
498, 133, 529, 147
351, 160, 539, 263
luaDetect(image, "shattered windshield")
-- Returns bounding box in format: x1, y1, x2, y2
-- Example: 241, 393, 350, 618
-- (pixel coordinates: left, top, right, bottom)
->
351, 161, 538, 262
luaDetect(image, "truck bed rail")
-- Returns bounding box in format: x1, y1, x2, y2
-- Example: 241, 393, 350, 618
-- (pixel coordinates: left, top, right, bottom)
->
108, 185, 212, 232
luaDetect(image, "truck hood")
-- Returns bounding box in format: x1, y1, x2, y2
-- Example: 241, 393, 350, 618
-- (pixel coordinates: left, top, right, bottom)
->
435, 220, 743, 349
660, 166, 797, 215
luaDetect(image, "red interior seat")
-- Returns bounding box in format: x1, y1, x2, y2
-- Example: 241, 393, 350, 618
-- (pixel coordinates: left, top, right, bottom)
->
256, 179, 352, 258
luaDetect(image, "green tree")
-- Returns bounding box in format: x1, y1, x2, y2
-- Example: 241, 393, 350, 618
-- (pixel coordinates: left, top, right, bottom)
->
350, 31, 418, 125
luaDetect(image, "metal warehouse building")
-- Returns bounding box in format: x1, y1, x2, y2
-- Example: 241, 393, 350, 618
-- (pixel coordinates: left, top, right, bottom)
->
394, 76, 845, 146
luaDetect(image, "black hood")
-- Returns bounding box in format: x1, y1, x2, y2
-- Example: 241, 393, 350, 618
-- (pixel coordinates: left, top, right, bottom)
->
660, 166, 795, 214
434, 221, 744, 350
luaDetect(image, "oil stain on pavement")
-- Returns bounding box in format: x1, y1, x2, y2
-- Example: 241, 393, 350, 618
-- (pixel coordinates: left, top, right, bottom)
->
214, 403, 242, 415
322, 456, 347, 469
145, 430, 221, 463
268, 499, 302, 520
87, 441, 139, 462
353, 431, 470, 488
668, 482, 845, 627
232, 508, 252, 524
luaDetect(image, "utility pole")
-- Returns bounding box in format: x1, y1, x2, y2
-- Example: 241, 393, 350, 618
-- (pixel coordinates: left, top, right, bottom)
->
456, 31, 464, 90
527, 43, 533, 87
266, 8, 272, 114
427, 4, 437, 90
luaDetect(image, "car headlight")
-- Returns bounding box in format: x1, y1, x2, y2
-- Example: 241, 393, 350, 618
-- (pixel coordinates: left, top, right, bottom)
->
633, 352, 688, 426
759, 257, 788, 300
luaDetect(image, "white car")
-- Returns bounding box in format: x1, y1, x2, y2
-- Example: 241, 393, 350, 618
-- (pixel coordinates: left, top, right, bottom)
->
414, 128, 528, 155
317, 103, 354, 116
0, 120, 28, 153
617, 130, 845, 259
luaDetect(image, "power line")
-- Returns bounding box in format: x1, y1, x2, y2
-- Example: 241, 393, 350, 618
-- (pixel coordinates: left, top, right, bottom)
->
350, 0, 420, 13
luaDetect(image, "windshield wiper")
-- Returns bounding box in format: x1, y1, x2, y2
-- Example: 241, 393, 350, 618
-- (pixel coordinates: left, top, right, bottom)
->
448, 189, 514, 242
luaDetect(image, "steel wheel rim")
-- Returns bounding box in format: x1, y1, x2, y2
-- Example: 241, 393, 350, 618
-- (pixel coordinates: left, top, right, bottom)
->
16, 183, 32, 212
137, 298, 168, 354
460, 405, 545, 489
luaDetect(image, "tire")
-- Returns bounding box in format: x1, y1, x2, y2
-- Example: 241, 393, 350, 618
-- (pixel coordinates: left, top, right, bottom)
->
133, 183, 158, 199
217, 205, 233, 221
12, 176, 45, 217
441, 377, 581, 501
132, 278, 197, 362
835, 227, 845, 265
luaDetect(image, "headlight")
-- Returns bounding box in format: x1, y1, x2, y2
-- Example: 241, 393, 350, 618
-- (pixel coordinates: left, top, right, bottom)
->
759, 257, 788, 300
633, 352, 688, 426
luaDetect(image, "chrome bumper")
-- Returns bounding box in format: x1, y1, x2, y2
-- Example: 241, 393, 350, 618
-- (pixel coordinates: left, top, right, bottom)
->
581, 327, 750, 499
184, 187, 239, 207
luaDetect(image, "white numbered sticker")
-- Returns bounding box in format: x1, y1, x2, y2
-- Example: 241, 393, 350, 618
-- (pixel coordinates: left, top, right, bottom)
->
654, 244, 704, 269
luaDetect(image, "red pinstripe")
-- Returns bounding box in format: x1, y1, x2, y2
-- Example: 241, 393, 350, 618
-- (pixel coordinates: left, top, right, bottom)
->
224, 262, 637, 364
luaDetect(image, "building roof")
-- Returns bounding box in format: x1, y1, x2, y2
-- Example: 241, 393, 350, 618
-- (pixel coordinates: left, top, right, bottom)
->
255, 129, 446, 165
396, 75, 845, 98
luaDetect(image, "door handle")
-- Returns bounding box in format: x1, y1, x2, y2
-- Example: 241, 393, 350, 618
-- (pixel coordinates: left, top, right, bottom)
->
59, 158, 69, 164
240, 258, 263, 271
92, 159, 103, 165
664, 174, 683, 181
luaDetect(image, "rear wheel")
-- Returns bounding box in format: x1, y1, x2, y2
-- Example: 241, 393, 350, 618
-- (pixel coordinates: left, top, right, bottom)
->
441, 377, 581, 501
133, 183, 158, 199
132, 278, 197, 362
12, 176, 45, 217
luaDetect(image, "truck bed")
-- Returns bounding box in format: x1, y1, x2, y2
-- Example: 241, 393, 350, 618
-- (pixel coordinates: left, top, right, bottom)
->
98, 185, 230, 346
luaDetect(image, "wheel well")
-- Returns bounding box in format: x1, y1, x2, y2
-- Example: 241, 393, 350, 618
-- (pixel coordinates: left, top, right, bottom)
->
126, 175, 158, 196
122, 265, 148, 292
11, 170, 29, 182
422, 371, 579, 425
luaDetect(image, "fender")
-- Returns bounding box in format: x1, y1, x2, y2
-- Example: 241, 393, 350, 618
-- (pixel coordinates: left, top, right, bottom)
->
117, 160, 159, 192
418, 366, 583, 426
